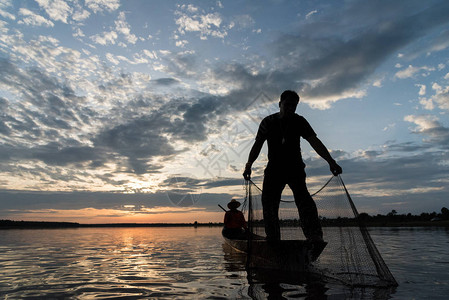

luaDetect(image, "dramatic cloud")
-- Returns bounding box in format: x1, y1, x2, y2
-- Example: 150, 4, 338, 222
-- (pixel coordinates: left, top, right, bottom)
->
267, 1, 449, 106
0, 0, 15, 20
404, 115, 449, 146
304, 147, 449, 214
162, 1, 449, 110
175, 4, 228, 40
85, 0, 120, 13
395, 65, 435, 79
430, 82, 449, 111
18, 8, 54, 27
1, 0, 449, 222
35, 0, 72, 24
90, 30, 118, 45
115, 12, 138, 45
72, 8, 90, 22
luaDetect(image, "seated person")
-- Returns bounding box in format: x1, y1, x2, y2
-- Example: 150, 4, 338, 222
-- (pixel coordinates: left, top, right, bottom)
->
222, 199, 247, 239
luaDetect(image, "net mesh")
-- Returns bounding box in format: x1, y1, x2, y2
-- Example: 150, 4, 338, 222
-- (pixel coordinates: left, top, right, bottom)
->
243, 175, 398, 287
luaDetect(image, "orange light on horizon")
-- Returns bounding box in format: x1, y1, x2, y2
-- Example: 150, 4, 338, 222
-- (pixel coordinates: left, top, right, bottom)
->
3, 207, 225, 224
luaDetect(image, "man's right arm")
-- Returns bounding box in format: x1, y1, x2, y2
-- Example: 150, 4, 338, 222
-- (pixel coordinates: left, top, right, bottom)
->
306, 135, 342, 176
243, 139, 264, 180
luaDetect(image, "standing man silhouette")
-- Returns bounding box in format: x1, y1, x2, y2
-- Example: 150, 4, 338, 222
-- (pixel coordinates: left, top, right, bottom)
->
243, 90, 342, 242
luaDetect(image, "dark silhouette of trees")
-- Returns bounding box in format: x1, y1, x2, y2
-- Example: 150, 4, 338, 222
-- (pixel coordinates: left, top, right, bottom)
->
354, 207, 449, 225
441, 207, 449, 220
387, 210, 397, 217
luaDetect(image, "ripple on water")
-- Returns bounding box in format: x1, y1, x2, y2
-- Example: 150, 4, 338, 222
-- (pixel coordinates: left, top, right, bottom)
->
1, 226, 449, 299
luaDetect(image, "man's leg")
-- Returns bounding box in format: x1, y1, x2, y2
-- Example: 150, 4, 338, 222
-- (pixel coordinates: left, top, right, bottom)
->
288, 175, 323, 240
262, 173, 284, 241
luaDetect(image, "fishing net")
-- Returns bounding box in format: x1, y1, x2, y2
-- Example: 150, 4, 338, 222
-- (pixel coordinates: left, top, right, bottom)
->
243, 175, 398, 288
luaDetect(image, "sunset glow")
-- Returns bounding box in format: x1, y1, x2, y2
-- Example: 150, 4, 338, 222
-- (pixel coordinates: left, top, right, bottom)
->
1, 0, 449, 223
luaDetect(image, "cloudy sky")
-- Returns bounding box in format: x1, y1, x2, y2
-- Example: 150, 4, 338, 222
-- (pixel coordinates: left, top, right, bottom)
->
1, 0, 449, 223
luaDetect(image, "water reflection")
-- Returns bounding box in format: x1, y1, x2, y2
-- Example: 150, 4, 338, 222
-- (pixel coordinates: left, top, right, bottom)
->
222, 238, 396, 300
222, 241, 328, 299
1, 226, 448, 299
0, 227, 238, 299
247, 269, 328, 300
222, 242, 247, 272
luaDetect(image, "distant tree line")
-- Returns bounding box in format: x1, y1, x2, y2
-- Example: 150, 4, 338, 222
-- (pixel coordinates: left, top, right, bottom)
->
358, 207, 449, 222
324, 207, 449, 226
250, 207, 449, 227
0, 220, 223, 229
2, 207, 448, 229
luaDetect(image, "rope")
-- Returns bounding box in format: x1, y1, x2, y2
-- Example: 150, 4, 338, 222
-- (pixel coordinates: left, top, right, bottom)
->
244, 175, 336, 202
311, 175, 335, 196
247, 179, 262, 192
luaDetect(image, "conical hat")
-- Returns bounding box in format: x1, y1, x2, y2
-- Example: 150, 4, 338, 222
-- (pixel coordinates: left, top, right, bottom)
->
227, 199, 241, 209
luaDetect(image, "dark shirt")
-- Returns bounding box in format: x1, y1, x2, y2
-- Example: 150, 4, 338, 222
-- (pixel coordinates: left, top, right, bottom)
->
255, 112, 316, 168
224, 210, 247, 229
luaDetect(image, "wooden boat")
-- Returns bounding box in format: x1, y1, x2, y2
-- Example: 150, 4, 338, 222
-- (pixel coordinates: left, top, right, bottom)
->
222, 229, 327, 272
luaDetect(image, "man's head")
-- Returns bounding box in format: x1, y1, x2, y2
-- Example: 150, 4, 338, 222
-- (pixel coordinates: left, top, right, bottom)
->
227, 199, 241, 210
279, 90, 299, 117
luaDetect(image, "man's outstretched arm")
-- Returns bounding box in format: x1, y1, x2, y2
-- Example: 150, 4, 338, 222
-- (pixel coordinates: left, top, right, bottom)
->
305, 135, 342, 176
243, 139, 264, 180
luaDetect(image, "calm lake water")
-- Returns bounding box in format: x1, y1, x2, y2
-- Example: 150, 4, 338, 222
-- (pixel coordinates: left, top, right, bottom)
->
0, 226, 448, 299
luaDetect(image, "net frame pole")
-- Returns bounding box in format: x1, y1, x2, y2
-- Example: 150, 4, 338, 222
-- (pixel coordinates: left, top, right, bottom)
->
245, 180, 253, 272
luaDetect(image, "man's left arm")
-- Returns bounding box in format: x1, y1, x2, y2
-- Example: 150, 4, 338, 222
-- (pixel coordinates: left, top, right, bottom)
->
305, 135, 342, 176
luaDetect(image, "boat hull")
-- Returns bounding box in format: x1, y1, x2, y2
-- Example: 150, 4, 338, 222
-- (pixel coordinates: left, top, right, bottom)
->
222, 232, 327, 271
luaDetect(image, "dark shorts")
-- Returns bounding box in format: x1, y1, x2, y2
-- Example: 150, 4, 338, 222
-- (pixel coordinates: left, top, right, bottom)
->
261, 164, 322, 240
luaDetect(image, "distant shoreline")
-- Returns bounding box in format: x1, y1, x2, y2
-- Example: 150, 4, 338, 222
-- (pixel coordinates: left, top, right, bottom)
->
1, 219, 448, 229
0, 220, 223, 229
